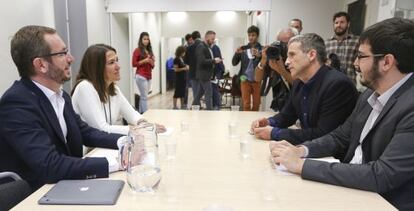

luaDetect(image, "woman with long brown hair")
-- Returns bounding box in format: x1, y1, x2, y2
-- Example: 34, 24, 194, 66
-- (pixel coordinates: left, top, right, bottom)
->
72, 44, 164, 135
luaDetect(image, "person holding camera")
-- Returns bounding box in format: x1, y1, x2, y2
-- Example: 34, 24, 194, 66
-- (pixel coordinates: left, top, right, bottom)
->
232, 25, 262, 111
251, 33, 358, 144
256, 28, 297, 112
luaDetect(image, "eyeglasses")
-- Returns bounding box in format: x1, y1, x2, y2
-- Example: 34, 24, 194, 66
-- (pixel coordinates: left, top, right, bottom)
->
38, 50, 70, 58
356, 53, 384, 60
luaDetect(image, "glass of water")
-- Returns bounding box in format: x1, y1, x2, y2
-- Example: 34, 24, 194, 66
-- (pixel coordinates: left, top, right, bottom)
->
165, 138, 177, 160
124, 126, 161, 193
180, 121, 190, 135
230, 105, 240, 111
240, 135, 252, 158
191, 105, 200, 111
228, 121, 238, 138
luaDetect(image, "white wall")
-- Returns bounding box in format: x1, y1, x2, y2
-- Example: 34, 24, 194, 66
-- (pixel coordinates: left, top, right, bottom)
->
107, 0, 271, 12
0, 0, 55, 95
269, 0, 345, 41
86, 0, 110, 45
161, 12, 248, 38
129, 13, 162, 97
110, 14, 131, 101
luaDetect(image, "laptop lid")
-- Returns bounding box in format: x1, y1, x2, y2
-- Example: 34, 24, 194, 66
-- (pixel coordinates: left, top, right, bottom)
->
38, 180, 124, 205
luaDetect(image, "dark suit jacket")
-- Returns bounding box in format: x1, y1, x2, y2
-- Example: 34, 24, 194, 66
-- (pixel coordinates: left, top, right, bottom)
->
270, 65, 358, 144
231, 43, 262, 79
211, 44, 225, 79
184, 39, 202, 80
0, 78, 122, 191
302, 74, 414, 210
195, 42, 215, 81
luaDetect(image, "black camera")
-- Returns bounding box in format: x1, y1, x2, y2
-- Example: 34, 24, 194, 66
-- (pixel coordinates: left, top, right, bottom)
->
266, 41, 287, 61
240, 45, 250, 51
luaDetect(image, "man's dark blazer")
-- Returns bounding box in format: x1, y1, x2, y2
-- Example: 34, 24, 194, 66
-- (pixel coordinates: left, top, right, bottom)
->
195, 42, 215, 81
0, 78, 122, 191
302, 74, 414, 210
271, 65, 358, 144
211, 44, 225, 79
184, 39, 202, 80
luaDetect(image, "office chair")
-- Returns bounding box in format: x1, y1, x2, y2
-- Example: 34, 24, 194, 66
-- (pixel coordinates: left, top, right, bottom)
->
0, 172, 31, 210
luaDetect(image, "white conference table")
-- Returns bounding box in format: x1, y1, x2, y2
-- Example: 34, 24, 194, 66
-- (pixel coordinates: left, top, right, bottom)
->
13, 109, 396, 211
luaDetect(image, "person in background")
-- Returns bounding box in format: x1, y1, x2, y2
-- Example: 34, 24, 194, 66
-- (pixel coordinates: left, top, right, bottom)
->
289, 18, 303, 34
0, 25, 125, 191
325, 11, 359, 84
185, 31, 203, 105
72, 44, 165, 135
211, 40, 225, 110
183, 33, 195, 108
192, 30, 222, 110
173, 46, 189, 109
270, 18, 414, 210
232, 25, 262, 111
132, 32, 154, 114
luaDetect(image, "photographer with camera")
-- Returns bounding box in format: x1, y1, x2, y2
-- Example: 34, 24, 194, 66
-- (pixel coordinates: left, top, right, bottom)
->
251, 33, 358, 144
232, 25, 262, 111
256, 28, 296, 112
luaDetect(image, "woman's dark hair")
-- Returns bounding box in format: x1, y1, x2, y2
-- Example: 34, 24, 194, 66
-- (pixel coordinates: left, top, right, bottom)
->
138, 32, 153, 58
72, 44, 117, 103
328, 53, 341, 71
175, 46, 186, 58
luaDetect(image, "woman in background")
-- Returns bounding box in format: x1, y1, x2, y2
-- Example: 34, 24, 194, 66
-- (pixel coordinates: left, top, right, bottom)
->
173, 46, 189, 109
132, 32, 155, 114
72, 44, 164, 135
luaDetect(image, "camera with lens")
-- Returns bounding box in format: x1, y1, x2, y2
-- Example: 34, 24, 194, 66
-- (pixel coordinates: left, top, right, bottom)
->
266, 41, 288, 61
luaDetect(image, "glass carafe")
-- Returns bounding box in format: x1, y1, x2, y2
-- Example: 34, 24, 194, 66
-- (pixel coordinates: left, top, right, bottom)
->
124, 123, 161, 193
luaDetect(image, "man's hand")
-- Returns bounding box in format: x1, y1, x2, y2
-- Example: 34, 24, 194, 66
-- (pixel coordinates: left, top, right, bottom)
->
269, 141, 305, 174
253, 126, 273, 140
235, 47, 243, 54
155, 123, 166, 133
251, 48, 260, 57
268, 59, 286, 75
251, 118, 269, 131
214, 57, 222, 64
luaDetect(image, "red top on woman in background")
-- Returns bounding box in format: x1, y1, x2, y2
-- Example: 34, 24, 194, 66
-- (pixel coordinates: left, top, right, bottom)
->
132, 48, 154, 80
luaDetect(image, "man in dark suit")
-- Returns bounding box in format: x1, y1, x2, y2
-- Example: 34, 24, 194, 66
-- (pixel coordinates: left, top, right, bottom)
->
270, 18, 414, 210
192, 30, 222, 110
252, 33, 358, 144
184, 31, 202, 106
211, 42, 225, 110
0, 25, 124, 191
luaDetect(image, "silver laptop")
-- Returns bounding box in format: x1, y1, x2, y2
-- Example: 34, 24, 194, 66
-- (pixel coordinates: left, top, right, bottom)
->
38, 180, 124, 205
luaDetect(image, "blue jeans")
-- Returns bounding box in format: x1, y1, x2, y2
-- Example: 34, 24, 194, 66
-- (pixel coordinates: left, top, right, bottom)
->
135, 74, 151, 113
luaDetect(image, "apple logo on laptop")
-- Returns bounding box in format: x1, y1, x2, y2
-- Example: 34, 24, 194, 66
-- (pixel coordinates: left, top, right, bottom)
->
79, 187, 89, 192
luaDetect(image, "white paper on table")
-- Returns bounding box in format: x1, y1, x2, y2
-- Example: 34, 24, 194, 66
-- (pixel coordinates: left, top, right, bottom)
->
158, 127, 174, 137
275, 164, 295, 176
88, 149, 119, 167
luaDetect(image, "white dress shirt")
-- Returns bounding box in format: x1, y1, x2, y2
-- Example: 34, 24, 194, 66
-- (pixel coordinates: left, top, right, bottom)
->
350, 73, 412, 164
32, 81, 67, 140
33, 80, 125, 173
